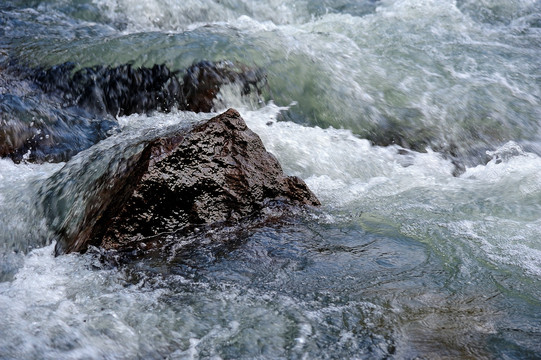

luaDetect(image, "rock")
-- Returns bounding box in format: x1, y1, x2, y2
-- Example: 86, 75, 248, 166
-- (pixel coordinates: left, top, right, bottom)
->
182, 60, 266, 113
51, 109, 319, 255
33, 62, 183, 117
0, 93, 118, 163
32, 60, 266, 117
1, 60, 266, 163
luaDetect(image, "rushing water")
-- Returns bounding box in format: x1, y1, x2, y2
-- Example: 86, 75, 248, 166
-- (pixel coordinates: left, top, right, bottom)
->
1, 0, 541, 358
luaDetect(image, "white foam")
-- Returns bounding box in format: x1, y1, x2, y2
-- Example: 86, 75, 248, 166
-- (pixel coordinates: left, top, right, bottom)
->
239, 104, 456, 204
464, 141, 541, 183
0, 159, 63, 253
92, 0, 310, 32
0, 243, 171, 359
238, 106, 541, 280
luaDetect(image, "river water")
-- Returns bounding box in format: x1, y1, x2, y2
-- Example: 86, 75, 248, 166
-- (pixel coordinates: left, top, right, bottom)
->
1, 0, 541, 358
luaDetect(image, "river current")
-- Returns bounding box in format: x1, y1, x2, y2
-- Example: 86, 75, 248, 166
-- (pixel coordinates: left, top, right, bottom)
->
1, 0, 541, 358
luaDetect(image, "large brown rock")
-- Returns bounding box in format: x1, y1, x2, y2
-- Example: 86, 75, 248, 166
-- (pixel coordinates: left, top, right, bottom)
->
52, 109, 319, 255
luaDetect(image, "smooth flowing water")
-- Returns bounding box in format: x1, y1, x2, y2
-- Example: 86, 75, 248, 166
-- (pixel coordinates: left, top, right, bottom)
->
1, 0, 541, 358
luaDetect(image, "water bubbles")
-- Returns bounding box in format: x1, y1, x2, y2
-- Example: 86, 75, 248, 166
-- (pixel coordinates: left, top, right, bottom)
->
486, 140, 526, 163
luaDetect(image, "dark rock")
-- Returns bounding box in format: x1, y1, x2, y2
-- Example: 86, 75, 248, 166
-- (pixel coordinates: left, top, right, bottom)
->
33, 60, 266, 117
182, 60, 266, 113
50, 109, 319, 255
34, 62, 183, 117
0, 60, 266, 164
0, 93, 118, 163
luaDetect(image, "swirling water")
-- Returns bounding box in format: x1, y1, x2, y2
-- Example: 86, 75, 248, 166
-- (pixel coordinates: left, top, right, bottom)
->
1, 0, 541, 358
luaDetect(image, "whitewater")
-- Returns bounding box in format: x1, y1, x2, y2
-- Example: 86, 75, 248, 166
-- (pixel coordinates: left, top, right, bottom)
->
1, 0, 541, 358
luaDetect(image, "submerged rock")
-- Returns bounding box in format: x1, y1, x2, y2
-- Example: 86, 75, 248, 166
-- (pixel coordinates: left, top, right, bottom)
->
32, 60, 265, 117
0, 94, 118, 163
0, 60, 266, 163
49, 109, 319, 255
182, 60, 265, 113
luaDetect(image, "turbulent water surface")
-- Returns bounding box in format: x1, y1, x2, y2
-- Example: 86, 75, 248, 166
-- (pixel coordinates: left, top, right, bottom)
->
1, 0, 541, 358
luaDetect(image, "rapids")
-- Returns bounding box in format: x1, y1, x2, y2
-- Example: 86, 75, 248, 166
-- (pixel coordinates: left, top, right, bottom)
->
1, 0, 541, 358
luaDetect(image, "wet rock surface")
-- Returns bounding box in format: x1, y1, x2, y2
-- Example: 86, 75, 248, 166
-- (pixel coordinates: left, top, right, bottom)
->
50, 109, 319, 255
